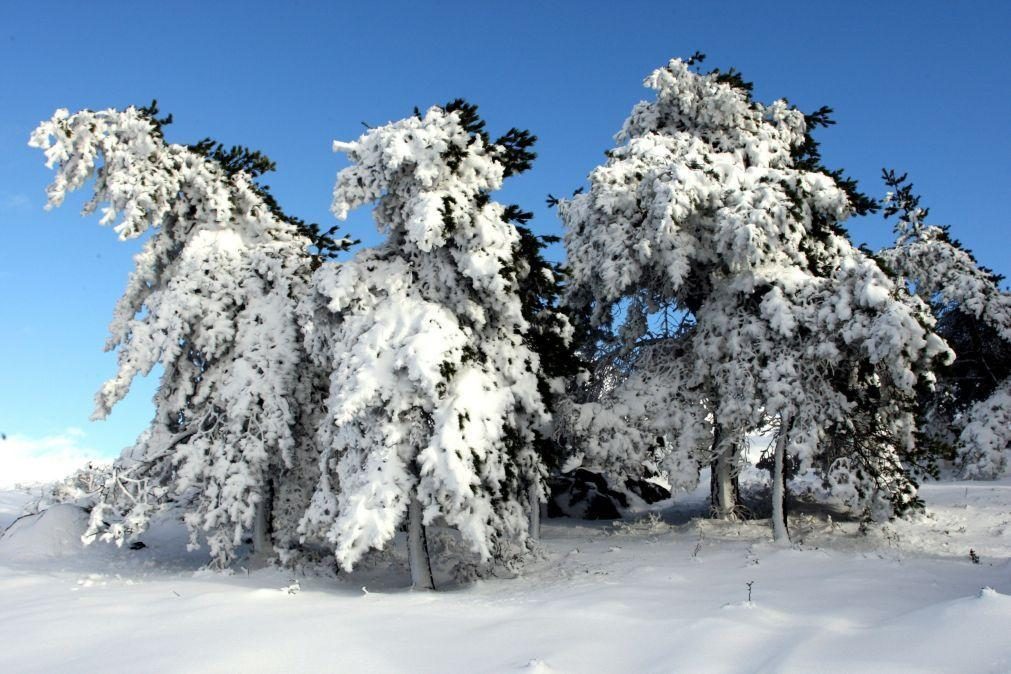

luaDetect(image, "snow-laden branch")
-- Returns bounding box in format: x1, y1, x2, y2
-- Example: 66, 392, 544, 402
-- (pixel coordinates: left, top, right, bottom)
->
31, 106, 314, 565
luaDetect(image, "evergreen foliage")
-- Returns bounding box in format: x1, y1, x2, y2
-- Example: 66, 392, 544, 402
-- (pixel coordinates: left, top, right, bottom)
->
879, 171, 1011, 478
28, 55, 1003, 579
297, 100, 562, 571
558, 56, 949, 521
30, 104, 351, 566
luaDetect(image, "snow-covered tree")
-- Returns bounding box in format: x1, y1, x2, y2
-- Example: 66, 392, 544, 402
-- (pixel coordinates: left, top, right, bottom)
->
879, 170, 1011, 478
511, 222, 584, 536
29, 103, 350, 566
559, 56, 949, 532
298, 101, 553, 586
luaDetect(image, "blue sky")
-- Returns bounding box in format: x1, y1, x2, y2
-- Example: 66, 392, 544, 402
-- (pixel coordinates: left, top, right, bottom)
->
1, 0, 1009, 468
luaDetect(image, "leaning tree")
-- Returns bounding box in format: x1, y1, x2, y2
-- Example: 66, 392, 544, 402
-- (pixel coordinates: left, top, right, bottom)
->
30, 103, 350, 566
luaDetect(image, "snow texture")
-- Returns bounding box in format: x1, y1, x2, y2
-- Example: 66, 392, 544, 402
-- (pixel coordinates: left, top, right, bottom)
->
559, 59, 950, 516
299, 105, 548, 570
30, 108, 316, 565
879, 193, 1011, 479
2, 478, 1009, 672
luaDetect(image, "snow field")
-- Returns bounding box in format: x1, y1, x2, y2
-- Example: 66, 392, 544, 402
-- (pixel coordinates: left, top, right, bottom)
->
1, 478, 1009, 673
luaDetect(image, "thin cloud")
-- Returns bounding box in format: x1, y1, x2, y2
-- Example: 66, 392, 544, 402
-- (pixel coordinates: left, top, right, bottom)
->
0, 192, 31, 212
0, 428, 110, 488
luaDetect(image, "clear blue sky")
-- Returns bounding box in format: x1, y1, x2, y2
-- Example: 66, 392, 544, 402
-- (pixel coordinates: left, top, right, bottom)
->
1, 0, 1009, 458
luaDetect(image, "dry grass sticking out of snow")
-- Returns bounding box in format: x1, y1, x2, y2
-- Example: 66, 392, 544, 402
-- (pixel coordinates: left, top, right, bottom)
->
0, 479, 1009, 673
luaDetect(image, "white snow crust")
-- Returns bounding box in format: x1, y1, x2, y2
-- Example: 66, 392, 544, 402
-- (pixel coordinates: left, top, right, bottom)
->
2, 477, 1009, 673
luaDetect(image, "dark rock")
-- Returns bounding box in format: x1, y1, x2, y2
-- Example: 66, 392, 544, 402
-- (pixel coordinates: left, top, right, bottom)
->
625, 478, 671, 504
547, 469, 632, 520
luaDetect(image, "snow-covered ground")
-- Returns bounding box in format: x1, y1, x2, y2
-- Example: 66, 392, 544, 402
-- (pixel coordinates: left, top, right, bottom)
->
1, 477, 1009, 673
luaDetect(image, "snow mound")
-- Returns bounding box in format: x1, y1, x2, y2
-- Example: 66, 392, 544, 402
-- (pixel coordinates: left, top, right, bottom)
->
0, 504, 89, 561
0, 488, 39, 530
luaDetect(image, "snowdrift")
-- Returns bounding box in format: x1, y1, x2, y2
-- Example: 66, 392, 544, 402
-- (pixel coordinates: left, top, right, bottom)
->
0, 504, 88, 562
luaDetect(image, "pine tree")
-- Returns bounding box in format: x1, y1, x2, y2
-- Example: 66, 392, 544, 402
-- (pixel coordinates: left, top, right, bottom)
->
511, 221, 583, 537
559, 56, 949, 531
298, 101, 552, 585
879, 170, 1011, 478
29, 103, 351, 566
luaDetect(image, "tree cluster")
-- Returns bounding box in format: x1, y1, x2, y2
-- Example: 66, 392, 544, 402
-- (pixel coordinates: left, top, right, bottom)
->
29, 55, 1009, 584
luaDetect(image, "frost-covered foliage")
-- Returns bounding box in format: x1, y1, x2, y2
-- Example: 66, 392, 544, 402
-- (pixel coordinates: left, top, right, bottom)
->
18, 462, 114, 516
49, 462, 113, 509
879, 171, 1011, 478
299, 102, 551, 570
957, 379, 1011, 479
559, 57, 949, 516
511, 223, 583, 474
29, 105, 347, 565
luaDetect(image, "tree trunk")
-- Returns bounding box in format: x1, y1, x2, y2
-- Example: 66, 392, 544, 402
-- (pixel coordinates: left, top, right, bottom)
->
252, 481, 273, 557
528, 482, 541, 541
772, 415, 791, 544
710, 425, 741, 519
407, 496, 435, 590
